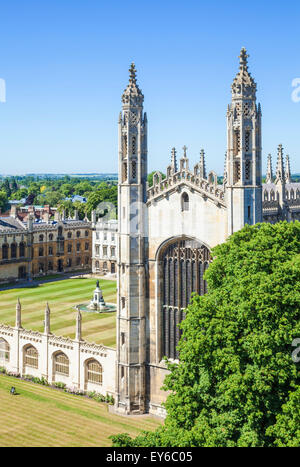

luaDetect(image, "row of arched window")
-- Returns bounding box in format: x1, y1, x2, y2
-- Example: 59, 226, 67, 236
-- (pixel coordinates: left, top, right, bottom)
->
263, 188, 300, 202
37, 230, 89, 242
0, 338, 103, 384
2, 242, 26, 260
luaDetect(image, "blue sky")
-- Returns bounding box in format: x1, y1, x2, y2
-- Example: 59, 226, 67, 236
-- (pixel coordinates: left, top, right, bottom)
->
0, 0, 299, 175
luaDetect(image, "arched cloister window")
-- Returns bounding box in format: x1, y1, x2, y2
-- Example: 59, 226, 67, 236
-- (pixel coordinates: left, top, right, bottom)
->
160, 238, 211, 360
2, 244, 8, 260
24, 345, 38, 369
19, 242, 26, 257
181, 192, 189, 212
39, 234, 44, 242
11, 243, 17, 259
53, 352, 69, 376
0, 338, 9, 362
85, 359, 103, 385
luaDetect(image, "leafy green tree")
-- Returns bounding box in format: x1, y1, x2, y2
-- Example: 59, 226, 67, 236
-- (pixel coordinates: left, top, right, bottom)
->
73, 181, 93, 196
266, 387, 300, 446
11, 177, 18, 192
60, 183, 74, 197
2, 178, 11, 197
111, 221, 300, 447
0, 190, 8, 212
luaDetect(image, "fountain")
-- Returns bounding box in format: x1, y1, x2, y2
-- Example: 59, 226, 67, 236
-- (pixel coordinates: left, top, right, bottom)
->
76, 280, 116, 313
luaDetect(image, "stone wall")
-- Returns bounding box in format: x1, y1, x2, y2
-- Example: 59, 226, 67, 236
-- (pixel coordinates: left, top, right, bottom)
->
0, 323, 116, 396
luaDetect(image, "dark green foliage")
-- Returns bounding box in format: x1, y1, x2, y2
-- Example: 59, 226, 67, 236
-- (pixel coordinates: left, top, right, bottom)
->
112, 222, 300, 447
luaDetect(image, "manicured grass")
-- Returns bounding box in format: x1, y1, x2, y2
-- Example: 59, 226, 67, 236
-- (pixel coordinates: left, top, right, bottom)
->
0, 373, 162, 447
0, 278, 117, 347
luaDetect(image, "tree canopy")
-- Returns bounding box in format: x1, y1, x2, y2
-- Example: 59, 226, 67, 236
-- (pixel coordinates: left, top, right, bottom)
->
111, 221, 300, 447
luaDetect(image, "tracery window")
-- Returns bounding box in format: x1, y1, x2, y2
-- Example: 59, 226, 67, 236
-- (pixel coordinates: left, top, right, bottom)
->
132, 136, 136, 155
245, 160, 251, 181
233, 129, 240, 155
0, 338, 9, 362
24, 345, 38, 368
54, 352, 69, 376
161, 238, 211, 360
86, 360, 102, 385
132, 160, 137, 180
245, 131, 251, 152
123, 135, 127, 157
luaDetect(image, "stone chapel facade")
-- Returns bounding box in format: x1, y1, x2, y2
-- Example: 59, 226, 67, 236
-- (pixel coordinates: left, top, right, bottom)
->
114, 49, 300, 416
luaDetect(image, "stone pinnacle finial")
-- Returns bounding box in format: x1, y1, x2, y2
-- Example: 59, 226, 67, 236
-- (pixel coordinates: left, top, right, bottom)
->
275, 144, 285, 184
239, 47, 249, 68
44, 302, 51, 334
129, 62, 137, 84
182, 145, 188, 158
122, 62, 144, 106
171, 147, 178, 172
266, 154, 273, 184
75, 307, 82, 341
285, 154, 291, 184
199, 149, 206, 179
16, 298, 22, 328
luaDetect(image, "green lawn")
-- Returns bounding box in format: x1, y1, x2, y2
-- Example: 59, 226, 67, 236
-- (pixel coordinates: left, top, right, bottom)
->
0, 278, 117, 347
0, 373, 161, 447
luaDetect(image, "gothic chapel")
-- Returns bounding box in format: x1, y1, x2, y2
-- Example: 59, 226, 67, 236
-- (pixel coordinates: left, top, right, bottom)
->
115, 48, 300, 416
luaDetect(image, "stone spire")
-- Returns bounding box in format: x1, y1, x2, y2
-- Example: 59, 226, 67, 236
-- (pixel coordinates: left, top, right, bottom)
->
15, 298, 22, 328
266, 154, 273, 184
199, 149, 206, 179
275, 144, 285, 184
122, 63, 144, 107
44, 302, 51, 334
75, 307, 82, 341
285, 154, 291, 184
180, 145, 189, 171
171, 147, 178, 173
231, 47, 256, 99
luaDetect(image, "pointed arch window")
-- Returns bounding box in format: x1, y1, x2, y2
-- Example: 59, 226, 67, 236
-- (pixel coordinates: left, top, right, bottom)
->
24, 345, 38, 369
11, 243, 17, 259
160, 239, 211, 360
19, 242, 26, 257
0, 338, 9, 362
2, 244, 8, 260
181, 192, 189, 211
54, 352, 69, 376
